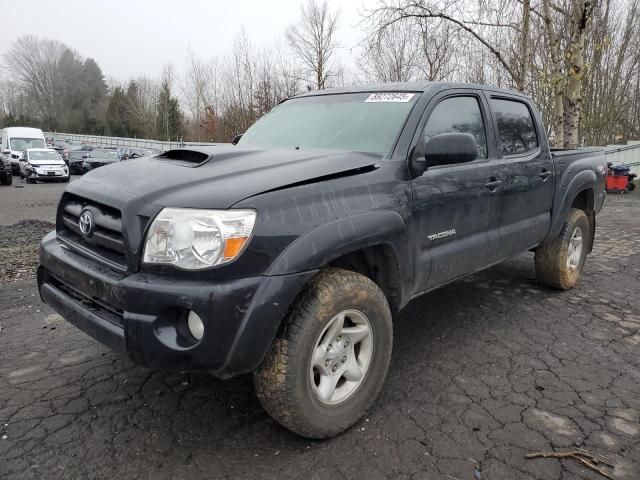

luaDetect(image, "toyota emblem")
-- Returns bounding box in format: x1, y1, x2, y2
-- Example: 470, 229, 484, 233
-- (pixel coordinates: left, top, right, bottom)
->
79, 209, 95, 237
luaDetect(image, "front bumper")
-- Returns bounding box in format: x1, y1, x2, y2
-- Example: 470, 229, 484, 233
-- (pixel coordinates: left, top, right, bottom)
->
38, 231, 316, 378
25, 165, 69, 181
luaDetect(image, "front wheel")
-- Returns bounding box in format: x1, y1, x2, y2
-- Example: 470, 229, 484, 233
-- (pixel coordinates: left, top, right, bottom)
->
254, 269, 393, 439
535, 208, 589, 290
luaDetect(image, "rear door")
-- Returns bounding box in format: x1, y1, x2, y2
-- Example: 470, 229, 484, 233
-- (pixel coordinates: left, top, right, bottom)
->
410, 90, 502, 293
485, 95, 555, 258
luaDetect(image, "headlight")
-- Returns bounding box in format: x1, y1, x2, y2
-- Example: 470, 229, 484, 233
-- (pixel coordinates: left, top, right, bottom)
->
143, 208, 256, 270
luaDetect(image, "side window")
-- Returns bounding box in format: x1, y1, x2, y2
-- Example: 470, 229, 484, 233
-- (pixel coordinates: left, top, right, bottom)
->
491, 98, 538, 155
422, 96, 488, 159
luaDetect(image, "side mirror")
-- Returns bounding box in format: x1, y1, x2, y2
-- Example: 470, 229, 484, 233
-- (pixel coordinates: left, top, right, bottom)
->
232, 134, 243, 145
412, 133, 478, 174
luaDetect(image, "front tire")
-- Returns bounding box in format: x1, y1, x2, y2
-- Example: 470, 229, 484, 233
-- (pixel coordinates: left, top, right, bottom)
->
254, 269, 393, 439
535, 208, 589, 290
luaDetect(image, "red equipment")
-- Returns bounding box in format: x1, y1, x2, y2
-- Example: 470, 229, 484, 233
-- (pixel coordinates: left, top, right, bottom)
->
606, 162, 637, 193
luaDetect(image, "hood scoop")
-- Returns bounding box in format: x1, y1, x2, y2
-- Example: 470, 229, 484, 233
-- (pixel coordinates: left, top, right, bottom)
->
152, 149, 211, 167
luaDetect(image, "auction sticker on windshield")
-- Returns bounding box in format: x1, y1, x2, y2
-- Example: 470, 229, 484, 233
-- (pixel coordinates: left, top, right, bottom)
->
365, 93, 416, 103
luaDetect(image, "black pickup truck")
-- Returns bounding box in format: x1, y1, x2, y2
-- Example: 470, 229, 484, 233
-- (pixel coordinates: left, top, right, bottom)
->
38, 82, 606, 439
1, 153, 12, 185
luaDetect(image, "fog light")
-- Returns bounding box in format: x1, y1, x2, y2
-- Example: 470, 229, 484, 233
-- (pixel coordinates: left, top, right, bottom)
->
187, 311, 204, 340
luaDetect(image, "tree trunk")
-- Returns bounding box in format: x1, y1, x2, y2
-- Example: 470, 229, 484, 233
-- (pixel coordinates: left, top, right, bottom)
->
563, 1, 594, 149
517, 0, 531, 92
543, 0, 564, 147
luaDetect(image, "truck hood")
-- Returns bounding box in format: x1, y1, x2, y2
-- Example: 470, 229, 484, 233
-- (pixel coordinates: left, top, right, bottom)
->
67, 146, 382, 209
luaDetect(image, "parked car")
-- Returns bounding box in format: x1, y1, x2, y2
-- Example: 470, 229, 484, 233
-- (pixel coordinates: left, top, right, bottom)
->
38, 82, 606, 439
19, 148, 69, 183
82, 148, 122, 173
52, 142, 72, 163
118, 146, 160, 160
67, 150, 90, 174
1, 127, 47, 175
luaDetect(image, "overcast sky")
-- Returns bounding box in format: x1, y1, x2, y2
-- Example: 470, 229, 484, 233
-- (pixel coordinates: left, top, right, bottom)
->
0, 0, 376, 81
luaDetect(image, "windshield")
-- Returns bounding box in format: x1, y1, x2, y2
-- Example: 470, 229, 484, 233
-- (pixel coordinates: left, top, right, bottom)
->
10, 138, 46, 151
90, 150, 119, 159
29, 151, 60, 161
239, 92, 419, 155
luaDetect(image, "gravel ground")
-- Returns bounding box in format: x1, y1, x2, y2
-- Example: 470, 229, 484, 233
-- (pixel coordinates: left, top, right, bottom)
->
1, 186, 639, 479
0, 220, 55, 284
0, 175, 68, 283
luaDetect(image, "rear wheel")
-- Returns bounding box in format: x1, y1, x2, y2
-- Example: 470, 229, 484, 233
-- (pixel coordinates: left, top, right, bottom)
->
254, 269, 393, 439
535, 208, 589, 290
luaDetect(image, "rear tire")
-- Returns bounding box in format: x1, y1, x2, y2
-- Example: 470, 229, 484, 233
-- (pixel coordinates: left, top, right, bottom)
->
535, 208, 589, 290
254, 268, 393, 439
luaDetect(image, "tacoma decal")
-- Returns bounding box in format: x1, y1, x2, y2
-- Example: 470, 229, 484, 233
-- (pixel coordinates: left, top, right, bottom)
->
427, 229, 457, 241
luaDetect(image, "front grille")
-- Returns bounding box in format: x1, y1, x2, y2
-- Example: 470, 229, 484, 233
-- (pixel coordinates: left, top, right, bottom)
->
57, 193, 127, 270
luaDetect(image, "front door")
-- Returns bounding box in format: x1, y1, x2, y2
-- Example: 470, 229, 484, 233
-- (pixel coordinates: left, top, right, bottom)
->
410, 91, 502, 293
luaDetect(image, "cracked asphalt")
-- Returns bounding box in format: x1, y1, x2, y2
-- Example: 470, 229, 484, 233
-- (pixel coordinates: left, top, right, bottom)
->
1, 185, 639, 480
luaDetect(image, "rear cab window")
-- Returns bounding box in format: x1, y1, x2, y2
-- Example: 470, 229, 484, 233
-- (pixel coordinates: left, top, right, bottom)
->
490, 98, 538, 156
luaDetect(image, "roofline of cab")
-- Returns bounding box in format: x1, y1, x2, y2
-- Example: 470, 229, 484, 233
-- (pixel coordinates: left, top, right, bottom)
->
290, 81, 528, 100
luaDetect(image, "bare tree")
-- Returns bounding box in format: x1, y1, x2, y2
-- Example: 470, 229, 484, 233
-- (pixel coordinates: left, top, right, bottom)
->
416, 16, 460, 81
360, 21, 421, 82
367, 0, 529, 90
4, 36, 66, 121
182, 48, 219, 141
286, 0, 340, 90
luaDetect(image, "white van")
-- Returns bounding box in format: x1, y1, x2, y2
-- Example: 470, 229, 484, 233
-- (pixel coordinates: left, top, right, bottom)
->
1, 127, 47, 175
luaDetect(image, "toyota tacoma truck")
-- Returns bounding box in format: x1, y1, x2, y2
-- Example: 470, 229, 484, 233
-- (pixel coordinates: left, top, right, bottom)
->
38, 82, 606, 439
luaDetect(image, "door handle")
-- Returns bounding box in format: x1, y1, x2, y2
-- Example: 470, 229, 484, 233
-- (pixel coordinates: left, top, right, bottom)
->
485, 178, 503, 192
539, 170, 552, 181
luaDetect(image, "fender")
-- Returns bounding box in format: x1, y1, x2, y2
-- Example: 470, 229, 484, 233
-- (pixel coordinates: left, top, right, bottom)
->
548, 169, 596, 240
266, 210, 407, 276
